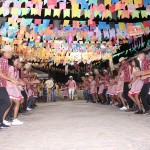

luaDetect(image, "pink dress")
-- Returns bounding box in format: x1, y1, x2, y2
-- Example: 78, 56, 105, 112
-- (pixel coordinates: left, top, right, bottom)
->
6, 66, 23, 100
117, 71, 124, 94
90, 80, 97, 94
98, 80, 104, 94
107, 79, 113, 94
28, 88, 34, 97
109, 84, 117, 95
129, 67, 144, 95
62, 87, 68, 97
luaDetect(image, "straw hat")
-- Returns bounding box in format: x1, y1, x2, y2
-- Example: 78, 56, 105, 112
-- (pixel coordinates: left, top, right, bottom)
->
45, 79, 54, 88
1, 45, 14, 52
85, 73, 89, 76
119, 57, 127, 63
24, 63, 32, 69
103, 69, 108, 73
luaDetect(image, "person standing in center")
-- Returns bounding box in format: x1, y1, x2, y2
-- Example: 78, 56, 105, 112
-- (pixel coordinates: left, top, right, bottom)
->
67, 76, 76, 100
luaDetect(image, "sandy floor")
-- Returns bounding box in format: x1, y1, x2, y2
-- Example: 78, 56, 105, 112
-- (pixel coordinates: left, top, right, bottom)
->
0, 100, 150, 150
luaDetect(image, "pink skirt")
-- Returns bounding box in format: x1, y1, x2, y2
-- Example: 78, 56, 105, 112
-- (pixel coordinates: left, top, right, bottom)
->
90, 86, 97, 94
6, 83, 23, 100
98, 84, 104, 94
117, 80, 124, 94
63, 90, 68, 96
129, 78, 144, 95
109, 85, 117, 95
107, 86, 113, 95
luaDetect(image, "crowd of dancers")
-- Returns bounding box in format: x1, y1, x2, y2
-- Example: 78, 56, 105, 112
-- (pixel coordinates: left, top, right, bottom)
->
82, 52, 150, 115
0, 45, 40, 129
0, 44, 149, 130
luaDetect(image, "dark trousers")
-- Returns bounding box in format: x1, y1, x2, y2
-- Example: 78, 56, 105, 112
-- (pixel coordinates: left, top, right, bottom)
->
21, 90, 28, 111
140, 82, 150, 112
102, 88, 108, 103
83, 90, 90, 102
0, 87, 11, 123
123, 82, 134, 108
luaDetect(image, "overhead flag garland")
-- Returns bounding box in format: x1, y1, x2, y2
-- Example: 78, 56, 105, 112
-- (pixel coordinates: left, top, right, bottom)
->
0, 0, 150, 67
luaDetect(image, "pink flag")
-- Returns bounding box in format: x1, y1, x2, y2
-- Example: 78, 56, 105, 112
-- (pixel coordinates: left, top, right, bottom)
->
59, 2, 66, 10
26, 1, 33, 8
34, 19, 41, 25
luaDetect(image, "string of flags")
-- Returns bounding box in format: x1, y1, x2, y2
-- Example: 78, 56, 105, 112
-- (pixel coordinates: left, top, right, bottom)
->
0, 5, 150, 20
0, 0, 150, 66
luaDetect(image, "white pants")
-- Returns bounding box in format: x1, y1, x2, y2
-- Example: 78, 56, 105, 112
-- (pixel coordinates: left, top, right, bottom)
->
68, 89, 75, 100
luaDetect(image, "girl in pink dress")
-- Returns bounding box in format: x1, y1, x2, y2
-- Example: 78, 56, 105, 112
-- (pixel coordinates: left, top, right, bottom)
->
61, 84, 68, 100
107, 77, 115, 104
6, 55, 24, 125
128, 59, 144, 114
89, 76, 97, 103
117, 70, 127, 110
98, 75, 105, 102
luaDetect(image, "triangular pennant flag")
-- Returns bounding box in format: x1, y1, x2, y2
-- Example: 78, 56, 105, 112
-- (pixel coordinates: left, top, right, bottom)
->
84, 10, 91, 18
132, 10, 139, 19
44, 9, 51, 16
21, 8, 30, 16
31, 8, 38, 15
53, 9, 61, 17
63, 20, 70, 26
63, 9, 70, 18
141, 10, 148, 18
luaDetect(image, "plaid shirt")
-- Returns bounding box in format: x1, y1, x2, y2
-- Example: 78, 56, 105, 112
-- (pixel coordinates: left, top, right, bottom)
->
0, 56, 9, 87
122, 62, 131, 82
142, 58, 150, 83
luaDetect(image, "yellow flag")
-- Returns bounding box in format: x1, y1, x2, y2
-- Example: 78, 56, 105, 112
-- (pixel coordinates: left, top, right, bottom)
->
118, 22, 125, 30
84, 10, 91, 18
63, 9, 70, 18
125, 0, 133, 5
11, 8, 19, 15
141, 10, 148, 18
21, 8, 29, 16
72, 3, 79, 12
72, 9, 81, 18
134, 0, 142, 5
53, 9, 61, 17
44, 9, 51, 16
31, 8, 38, 15
104, 0, 111, 6
63, 20, 70, 26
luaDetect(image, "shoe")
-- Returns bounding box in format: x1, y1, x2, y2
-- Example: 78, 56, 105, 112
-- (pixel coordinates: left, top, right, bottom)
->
135, 110, 143, 114
27, 107, 32, 111
0, 123, 10, 128
3, 120, 11, 126
120, 106, 128, 111
12, 119, 23, 126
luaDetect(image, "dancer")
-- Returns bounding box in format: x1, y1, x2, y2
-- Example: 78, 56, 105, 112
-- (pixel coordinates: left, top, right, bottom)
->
89, 76, 97, 103
118, 57, 133, 111
0, 45, 20, 128
117, 70, 127, 110
67, 76, 76, 100
128, 59, 144, 114
82, 73, 90, 102
5, 55, 24, 125
98, 74, 105, 103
